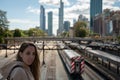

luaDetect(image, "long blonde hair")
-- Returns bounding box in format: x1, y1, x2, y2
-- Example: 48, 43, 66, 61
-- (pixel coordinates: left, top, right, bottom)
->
16, 42, 40, 80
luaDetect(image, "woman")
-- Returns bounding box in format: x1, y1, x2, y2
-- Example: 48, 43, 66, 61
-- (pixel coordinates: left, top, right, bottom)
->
1, 42, 40, 80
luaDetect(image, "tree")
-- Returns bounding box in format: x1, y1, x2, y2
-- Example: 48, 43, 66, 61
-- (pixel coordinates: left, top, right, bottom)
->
21, 30, 28, 37
61, 31, 69, 37
28, 28, 45, 37
13, 29, 22, 37
0, 10, 9, 43
4, 30, 13, 37
73, 21, 88, 37
0, 10, 9, 29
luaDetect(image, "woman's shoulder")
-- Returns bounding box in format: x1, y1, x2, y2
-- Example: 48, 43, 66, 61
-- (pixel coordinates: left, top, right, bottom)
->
11, 66, 25, 74
0, 61, 26, 79
10, 66, 28, 80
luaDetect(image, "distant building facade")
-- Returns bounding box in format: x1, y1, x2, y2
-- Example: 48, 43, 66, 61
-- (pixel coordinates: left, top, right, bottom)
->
78, 14, 88, 22
90, 0, 102, 31
64, 21, 70, 32
93, 9, 120, 37
112, 11, 120, 36
40, 5, 46, 32
93, 14, 105, 36
69, 27, 74, 38
103, 9, 113, 36
48, 11, 53, 36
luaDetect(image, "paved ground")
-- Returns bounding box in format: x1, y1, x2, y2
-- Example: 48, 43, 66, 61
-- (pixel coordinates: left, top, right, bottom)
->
40, 42, 68, 80
0, 49, 17, 79
0, 50, 17, 67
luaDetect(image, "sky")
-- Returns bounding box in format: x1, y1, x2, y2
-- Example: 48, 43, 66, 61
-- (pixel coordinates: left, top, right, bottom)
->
0, 0, 120, 35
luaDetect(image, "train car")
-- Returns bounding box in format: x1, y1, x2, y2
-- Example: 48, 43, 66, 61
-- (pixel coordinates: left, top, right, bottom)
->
59, 49, 85, 75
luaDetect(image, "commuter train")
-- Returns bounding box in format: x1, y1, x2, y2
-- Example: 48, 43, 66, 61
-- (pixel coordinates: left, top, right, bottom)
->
57, 42, 85, 75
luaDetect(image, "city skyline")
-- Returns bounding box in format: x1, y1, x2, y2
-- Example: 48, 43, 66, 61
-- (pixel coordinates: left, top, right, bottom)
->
0, 0, 120, 35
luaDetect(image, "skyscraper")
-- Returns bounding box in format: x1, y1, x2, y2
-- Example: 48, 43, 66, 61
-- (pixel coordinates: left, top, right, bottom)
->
90, 0, 102, 31
58, 0, 64, 35
40, 5, 46, 32
48, 11, 53, 36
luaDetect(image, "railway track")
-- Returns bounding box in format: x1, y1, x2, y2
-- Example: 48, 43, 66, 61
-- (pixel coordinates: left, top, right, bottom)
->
57, 49, 105, 80
64, 41, 120, 80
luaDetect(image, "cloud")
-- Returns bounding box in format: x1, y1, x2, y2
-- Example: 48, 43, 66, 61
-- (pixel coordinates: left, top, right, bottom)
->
103, 0, 120, 10
39, 0, 59, 5
26, 6, 40, 14
9, 19, 39, 30
9, 19, 38, 24
38, 0, 70, 6
63, 0, 90, 23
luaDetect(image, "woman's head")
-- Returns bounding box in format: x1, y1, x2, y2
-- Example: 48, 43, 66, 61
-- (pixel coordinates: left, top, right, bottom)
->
17, 42, 37, 65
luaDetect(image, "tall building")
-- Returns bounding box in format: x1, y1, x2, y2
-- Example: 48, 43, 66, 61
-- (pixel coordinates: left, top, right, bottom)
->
73, 19, 77, 25
78, 14, 90, 30
64, 21, 70, 32
78, 14, 88, 22
93, 14, 105, 36
40, 5, 46, 32
112, 12, 120, 36
58, 0, 64, 35
90, 0, 102, 31
48, 11, 53, 36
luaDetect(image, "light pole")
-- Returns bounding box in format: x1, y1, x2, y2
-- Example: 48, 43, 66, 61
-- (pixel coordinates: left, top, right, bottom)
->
14, 38, 15, 53
42, 41, 45, 65
33, 31, 36, 43
5, 32, 8, 58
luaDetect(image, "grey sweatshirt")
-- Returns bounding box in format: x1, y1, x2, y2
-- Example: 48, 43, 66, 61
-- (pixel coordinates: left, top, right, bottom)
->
0, 61, 34, 80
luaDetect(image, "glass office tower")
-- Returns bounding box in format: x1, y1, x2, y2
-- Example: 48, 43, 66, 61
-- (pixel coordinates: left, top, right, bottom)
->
40, 5, 46, 31
90, 0, 102, 31
48, 11, 53, 36
58, 0, 64, 35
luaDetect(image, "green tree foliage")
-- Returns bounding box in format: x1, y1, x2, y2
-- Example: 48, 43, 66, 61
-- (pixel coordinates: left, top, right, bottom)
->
13, 29, 22, 37
77, 28, 87, 37
0, 36, 4, 43
117, 36, 120, 43
4, 30, 13, 37
0, 10, 9, 43
19, 30, 29, 37
61, 31, 69, 37
28, 28, 45, 37
73, 21, 88, 37
0, 10, 9, 32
